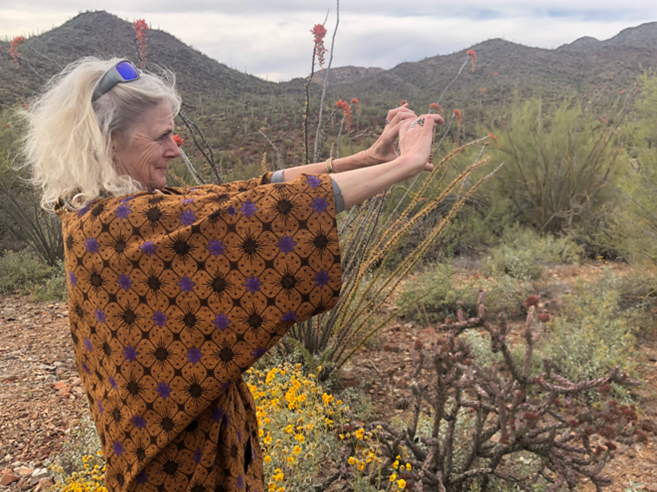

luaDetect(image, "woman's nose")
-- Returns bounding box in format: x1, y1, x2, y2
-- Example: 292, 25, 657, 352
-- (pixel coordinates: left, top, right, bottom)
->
166, 137, 181, 158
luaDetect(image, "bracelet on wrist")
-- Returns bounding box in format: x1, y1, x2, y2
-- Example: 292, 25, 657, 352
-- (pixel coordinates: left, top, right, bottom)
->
325, 157, 335, 174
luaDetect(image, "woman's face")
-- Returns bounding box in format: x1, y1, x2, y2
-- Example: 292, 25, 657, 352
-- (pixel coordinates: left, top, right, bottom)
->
112, 100, 180, 191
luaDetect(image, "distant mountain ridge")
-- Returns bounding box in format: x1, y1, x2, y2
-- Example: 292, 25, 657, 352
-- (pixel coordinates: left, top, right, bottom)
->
2, 11, 657, 111
558, 21, 657, 53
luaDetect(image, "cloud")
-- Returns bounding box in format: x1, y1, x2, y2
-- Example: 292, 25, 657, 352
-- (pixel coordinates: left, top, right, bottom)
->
1, 3, 656, 81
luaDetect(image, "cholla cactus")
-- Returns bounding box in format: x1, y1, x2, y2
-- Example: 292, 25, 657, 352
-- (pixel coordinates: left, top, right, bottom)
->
368, 291, 640, 492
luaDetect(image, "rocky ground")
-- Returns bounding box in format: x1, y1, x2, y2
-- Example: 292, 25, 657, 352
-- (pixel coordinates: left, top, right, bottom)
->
0, 262, 656, 491
0, 299, 89, 491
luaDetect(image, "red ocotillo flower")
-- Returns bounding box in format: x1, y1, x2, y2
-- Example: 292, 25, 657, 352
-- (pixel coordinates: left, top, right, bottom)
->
310, 24, 328, 70
399, 99, 408, 106
429, 102, 444, 117
488, 133, 499, 149
173, 134, 184, 146
335, 99, 352, 128
494, 72, 498, 77
525, 295, 539, 308
453, 109, 462, 131
10, 36, 25, 69
480, 88, 487, 92
350, 98, 361, 116
133, 19, 149, 68
467, 49, 477, 72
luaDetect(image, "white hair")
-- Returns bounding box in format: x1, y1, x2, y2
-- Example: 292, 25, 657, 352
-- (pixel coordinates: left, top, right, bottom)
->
21, 57, 182, 210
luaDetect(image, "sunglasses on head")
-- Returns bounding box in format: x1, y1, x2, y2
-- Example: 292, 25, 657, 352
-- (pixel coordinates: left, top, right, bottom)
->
92, 60, 141, 102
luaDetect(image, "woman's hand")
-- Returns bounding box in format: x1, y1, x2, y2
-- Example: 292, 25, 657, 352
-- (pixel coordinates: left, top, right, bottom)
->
398, 114, 445, 175
361, 104, 419, 166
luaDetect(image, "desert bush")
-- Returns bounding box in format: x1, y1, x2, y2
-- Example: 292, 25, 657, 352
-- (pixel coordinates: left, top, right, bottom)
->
0, 248, 53, 294
484, 227, 583, 280
611, 71, 657, 266
540, 274, 638, 400
494, 97, 626, 235
47, 412, 103, 488
364, 292, 641, 491
0, 248, 67, 300
244, 362, 348, 492
30, 258, 68, 302
400, 263, 533, 324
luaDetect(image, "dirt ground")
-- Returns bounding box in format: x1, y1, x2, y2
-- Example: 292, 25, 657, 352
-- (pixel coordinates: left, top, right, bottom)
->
0, 261, 656, 491
341, 261, 657, 491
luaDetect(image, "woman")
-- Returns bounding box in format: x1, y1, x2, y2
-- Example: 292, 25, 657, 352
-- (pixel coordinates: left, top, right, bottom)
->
23, 57, 442, 492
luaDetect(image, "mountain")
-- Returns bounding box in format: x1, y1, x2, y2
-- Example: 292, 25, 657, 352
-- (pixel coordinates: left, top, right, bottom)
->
0, 11, 279, 110
312, 66, 384, 86
2, 12, 657, 170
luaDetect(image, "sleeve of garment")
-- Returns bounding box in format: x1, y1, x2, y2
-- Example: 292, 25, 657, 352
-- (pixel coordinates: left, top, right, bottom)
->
58, 171, 341, 457
271, 169, 345, 213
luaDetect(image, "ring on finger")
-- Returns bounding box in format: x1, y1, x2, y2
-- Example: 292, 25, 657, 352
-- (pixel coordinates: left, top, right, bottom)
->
409, 117, 425, 129
385, 118, 391, 125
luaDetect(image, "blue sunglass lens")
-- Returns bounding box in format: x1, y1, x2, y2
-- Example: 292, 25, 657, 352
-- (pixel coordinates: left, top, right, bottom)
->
116, 62, 139, 80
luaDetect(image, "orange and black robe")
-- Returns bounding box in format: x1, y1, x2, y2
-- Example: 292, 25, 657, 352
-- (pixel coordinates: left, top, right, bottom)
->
56, 173, 342, 492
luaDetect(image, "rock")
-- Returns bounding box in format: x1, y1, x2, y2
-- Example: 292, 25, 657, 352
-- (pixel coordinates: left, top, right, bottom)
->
34, 478, 54, 492
52, 381, 68, 391
1, 472, 21, 486
645, 484, 657, 492
640, 418, 657, 434
31, 468, 48, 479
20, 479, 35, 490
383, 343, 401, 353
69, 377, 81, 385
16, 467, 35, 477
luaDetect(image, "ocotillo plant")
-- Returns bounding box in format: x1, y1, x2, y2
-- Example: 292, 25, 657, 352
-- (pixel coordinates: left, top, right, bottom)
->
286, 135, 501, 377
364, 292, 641, 492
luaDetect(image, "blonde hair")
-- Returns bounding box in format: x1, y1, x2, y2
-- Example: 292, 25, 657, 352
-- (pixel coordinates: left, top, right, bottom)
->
21, 57, 182, 210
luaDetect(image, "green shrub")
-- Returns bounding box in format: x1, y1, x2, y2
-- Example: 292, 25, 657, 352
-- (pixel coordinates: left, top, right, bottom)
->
484, 227, 583, 280
539, 273, 638, 400
0, 249, 54, 294
0, 249, 68, 301
400, 263, 533, 324
31, 260, 68, 302
494, 97, 625, 235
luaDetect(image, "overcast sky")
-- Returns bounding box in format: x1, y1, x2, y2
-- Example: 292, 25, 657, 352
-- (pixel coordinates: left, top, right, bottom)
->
1, 1, 656, 81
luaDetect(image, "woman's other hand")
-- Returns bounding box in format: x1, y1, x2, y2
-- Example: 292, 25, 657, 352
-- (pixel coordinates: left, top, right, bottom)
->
399, 114, 444, 175
361, 103, 418, 166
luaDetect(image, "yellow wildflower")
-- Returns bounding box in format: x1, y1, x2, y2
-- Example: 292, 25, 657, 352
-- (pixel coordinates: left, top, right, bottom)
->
390, 474, 397, 482
348, 456, 356, 465
293, 445, 301, 455
294, 433, 305, 443
398, 479, 407, 489
393, 460, 399, 469
264, 455, 271, 463
355, 428, 365, 440
405, 463, 411, 471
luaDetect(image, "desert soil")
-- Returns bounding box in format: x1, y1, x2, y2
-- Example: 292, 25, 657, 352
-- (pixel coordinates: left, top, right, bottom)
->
0, 262, 656, 491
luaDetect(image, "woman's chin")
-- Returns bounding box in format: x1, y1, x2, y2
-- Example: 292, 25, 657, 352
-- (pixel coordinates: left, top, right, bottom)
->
151, 170, 168, 190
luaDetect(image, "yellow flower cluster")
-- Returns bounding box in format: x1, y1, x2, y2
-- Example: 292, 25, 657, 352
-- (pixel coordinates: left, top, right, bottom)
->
48, 452, 107, 492
246, 362, 347, 492
342, 427, 410, 492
